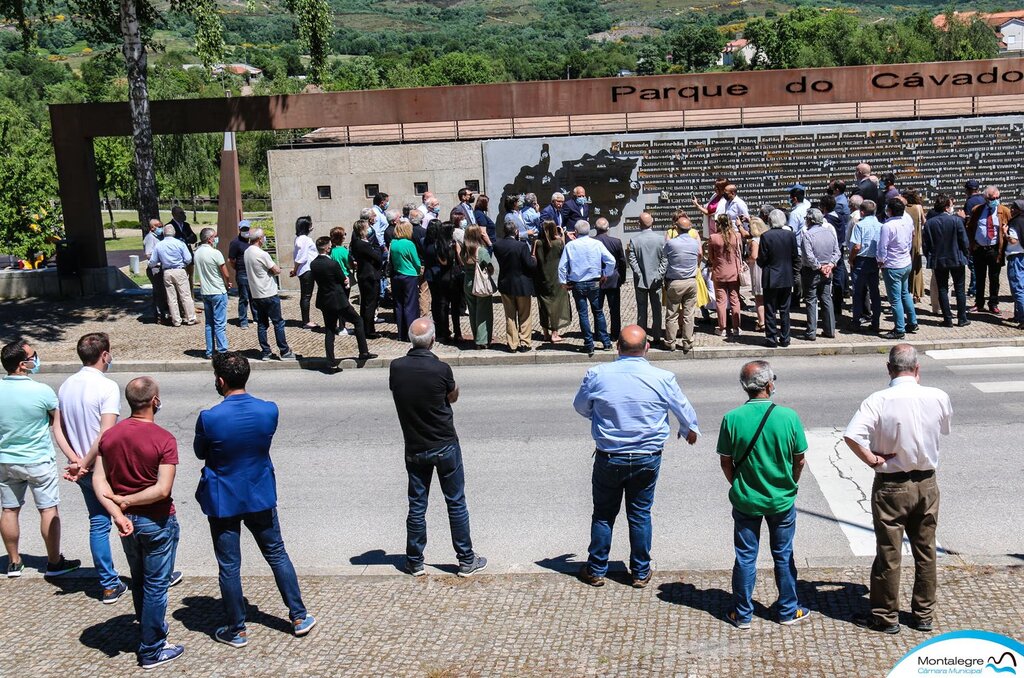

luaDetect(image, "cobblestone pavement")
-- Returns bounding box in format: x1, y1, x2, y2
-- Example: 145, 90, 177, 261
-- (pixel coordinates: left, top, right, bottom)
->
3, 272, 1022, 366
1, 565, 1021, 676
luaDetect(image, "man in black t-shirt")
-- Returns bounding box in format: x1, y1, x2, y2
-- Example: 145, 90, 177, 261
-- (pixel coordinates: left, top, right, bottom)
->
227, 221, 253, 328
389, 317, 486, 578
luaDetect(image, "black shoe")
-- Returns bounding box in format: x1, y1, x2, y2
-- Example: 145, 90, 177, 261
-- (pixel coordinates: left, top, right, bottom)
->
909, 617, 933, 633
906, 323, 919, 333
516, 346, 532, 353
940, 319, 953, 327
44, 555, 81, 578
799, 333, 816, 341
779, 340, 791, 348
821, 333, 835, 339
357, 352, 378, 361
578, 565, 604, 587
957, 319, 971, 327
764, 339, 778, 348
852, 613, 900, 634
365, 333, 381, 340
882, 330, 905, 340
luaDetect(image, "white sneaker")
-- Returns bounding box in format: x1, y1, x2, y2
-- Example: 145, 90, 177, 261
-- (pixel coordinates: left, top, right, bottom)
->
337, 328, 350, 336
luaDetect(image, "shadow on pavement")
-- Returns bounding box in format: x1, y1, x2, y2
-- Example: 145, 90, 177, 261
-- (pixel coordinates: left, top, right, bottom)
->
349, 549, 405, 573
798, 579, 868, 623
173, 595, 292, 636
656, 582, 773, 623
79, 613, 137, 657
0, 296, 146, 345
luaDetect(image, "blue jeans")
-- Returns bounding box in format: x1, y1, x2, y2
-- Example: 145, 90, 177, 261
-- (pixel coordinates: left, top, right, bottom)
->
203, 293, 229, 357
209, 508, 306, 633
77, 474, 120, 590
587, 453, 661, 579
851, 258, 882, 326
251, 296, 290, 357
1008, 255, 1024, 322
236, 272, 252, 324
571, 281, 610, 352
405, 442, 474, 566
120, 514, 179, 661
731, 505, 799, 623
881, 265, 917, 333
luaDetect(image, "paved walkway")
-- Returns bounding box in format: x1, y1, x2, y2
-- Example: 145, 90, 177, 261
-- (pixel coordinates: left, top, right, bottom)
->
3, 273, 1022, 368
1, 565, 1020, 676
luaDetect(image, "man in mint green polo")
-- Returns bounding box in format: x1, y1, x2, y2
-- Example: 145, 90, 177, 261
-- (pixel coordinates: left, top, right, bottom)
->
716, 359, 809, 630
0, 339, 81, 578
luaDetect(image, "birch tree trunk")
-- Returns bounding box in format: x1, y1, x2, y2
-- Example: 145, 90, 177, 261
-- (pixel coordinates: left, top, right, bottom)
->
120, 0, 159, 228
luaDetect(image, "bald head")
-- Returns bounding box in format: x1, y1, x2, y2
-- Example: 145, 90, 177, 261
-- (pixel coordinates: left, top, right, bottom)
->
409, 317, 435, 349
856, 163, 871, 178
125, 376, 159, 414
639, 213, 654, 230
149, 218, 162, 232
617, 325, 648, 357
595, 217, 610, 233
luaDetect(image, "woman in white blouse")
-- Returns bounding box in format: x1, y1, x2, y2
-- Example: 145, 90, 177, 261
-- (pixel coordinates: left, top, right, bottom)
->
291, 215, 318, 329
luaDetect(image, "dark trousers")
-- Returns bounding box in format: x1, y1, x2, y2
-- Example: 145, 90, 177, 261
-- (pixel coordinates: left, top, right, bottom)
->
852, 258, 882, 327
209, 509, 306, 634
763, 287, 792, 343
392, 274, 419, 341
634, 286, 662, 343
600, 287, 622, 340
251, 296, 290, 357
972, 245, 1002, 310
358, 277, 380, 335
428, 280, 460, 341
298, 270, 314, 325
933, 266, 967, 323
587, 453, 661, 579
321, 302, 369, 362
831, 256, 848, 316
147, 267, 168, 320
800, 267, 835, 337
870, 474, 940, 626
236, 272, 252, 324
405, 442, 474, 567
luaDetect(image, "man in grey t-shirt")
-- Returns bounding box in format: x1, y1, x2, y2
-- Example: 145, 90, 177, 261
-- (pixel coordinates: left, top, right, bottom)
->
243, 229, 295, 362
662, 224, 702, 353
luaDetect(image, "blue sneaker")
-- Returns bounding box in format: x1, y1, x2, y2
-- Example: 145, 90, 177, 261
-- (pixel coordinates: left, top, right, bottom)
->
169, 571, 183, 587
457, 555, 488, 578
727, 610, 751, 630
292, 614, 316, 637
101, 581, 129, 604
215, 626, 248, 648
781, 607, 812, 626
140, 643, 184, 670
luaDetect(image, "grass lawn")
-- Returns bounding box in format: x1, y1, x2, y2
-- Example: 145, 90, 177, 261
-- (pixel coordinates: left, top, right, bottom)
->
105, 235, 144, 251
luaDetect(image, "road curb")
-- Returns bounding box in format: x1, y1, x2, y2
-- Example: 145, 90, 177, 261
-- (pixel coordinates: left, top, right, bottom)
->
39, 335, 1024, 374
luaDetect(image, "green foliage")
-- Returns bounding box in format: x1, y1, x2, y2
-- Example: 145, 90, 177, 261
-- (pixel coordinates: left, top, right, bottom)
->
283, 0, 330, 83
418, 52, 509, 87
94, 137, 135, 206
154, 131, 221, 205
669, 22, 726, 73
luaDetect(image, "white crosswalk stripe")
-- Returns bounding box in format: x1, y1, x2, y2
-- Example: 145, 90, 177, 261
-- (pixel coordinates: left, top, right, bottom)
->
970, 381, 1024, 393
925, 347, 1024, 361
927, 347, 1024, 393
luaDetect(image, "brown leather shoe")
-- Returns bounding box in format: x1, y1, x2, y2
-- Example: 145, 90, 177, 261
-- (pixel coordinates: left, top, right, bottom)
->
631, 573, 652, 589
577, 565, 604, 587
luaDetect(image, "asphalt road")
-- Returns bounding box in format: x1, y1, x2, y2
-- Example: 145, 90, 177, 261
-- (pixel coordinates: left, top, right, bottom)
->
19, 350, 1024, 579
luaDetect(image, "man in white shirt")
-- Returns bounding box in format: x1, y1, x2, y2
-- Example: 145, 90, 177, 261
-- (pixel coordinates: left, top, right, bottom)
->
243, 229, 295, 362
843, 344, 952, 636
786, 185, 812, 233
714, 183, 750, 227
417, 191, 434, 221
57, 332, 125, 602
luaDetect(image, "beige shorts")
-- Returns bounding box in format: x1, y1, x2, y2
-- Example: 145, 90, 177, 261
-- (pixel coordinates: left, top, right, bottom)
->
0, 460, 60, 510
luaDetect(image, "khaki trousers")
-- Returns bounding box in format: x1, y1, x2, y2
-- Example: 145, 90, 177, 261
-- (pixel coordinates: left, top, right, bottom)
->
418, 278, 431, 317
163, 268, 196, 325
501, 294, 532, 350
870, 473, 940, 625
664, 278, 698, 350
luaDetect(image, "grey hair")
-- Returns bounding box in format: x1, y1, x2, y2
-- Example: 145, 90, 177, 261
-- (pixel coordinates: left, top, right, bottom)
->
409, 209, 423, 226
805, 208, 824, 225
985, 185, 999, 198
162, 224, 176, 237
524, 192, 537, 206
767, 209, 787, 229
575, 221, 591, 237
199, 227, 216, 243
248, 228, 264, 242
758, 204, 774, 220
849, 194, 864, 209
385, 208, 401, 224
861, 199, 876, 215
595, 217, 610, 233
409, 319, 436, 348
359, 207, 375, 221
503, 217, 519, 237
740, 360, 774, 397
551, 192, 565, 202
149, 218, 162, 230
888, 344, 918, 374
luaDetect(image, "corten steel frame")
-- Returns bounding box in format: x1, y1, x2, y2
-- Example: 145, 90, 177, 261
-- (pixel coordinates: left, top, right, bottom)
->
50, 58, 1024, 269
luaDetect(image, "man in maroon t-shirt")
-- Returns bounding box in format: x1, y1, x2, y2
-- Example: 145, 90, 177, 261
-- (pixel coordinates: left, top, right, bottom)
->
93, 376, 184, 671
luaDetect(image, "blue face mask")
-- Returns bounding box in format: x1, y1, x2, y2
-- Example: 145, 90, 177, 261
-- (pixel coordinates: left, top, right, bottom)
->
213, 236, 220, 247
989, 199, 1000, 210
25, 355, 40, 374
576, 197, 586, 206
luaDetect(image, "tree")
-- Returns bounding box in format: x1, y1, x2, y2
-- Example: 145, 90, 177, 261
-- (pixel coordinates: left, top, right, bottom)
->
669, 22, 725, 73
936, 12, 1000, 61
418, 52, 508, 86
155, 132, 221, 221
634, 43, 665, 76
94, 137, 135, 237
1, 0, 331, 237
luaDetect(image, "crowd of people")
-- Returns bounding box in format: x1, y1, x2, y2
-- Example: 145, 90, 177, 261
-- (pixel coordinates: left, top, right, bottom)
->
142, 165, 1020, 363
0, 322, 952, 670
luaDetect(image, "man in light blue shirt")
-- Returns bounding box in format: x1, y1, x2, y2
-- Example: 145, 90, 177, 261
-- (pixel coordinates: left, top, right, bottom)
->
849, 200, 883, 331
558, 221, 616, 356
149, 224, 196, 326
148, 228, 192, 272
572, 325, 699, 589
520, 193, 541, 237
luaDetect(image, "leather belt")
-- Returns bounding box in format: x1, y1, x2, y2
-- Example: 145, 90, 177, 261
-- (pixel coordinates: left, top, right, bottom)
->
595, 449, 662, 459
876, 469, 935, 482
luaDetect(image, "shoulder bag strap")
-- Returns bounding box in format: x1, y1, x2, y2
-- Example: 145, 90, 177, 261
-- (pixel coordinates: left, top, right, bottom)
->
731, 403, 776, 480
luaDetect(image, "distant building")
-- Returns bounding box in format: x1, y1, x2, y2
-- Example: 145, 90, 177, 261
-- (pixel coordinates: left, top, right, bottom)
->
932, 11, 1024, 53
182, 63, 264, 81
719, 38, 755, 67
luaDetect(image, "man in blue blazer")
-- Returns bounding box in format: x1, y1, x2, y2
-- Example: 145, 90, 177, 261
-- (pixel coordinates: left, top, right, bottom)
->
539, 192, 567, 236
562, 186, 591, 236
194, 352, 317, 647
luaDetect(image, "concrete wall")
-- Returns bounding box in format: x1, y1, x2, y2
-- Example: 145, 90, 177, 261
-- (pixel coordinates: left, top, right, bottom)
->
0, 266, 133, 299
268, 140, 484, 289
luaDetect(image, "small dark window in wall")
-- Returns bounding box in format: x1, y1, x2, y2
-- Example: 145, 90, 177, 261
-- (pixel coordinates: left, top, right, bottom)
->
464, 180, 480, 192
365, 184, 379, 199
317, 185, 332, 200
414, 181, 429, 195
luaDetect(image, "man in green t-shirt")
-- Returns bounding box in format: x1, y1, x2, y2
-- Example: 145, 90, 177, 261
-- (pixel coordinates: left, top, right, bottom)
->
716, 360, 809, 630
